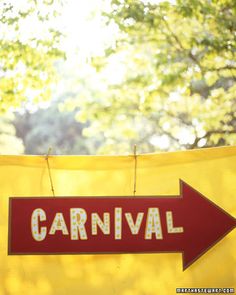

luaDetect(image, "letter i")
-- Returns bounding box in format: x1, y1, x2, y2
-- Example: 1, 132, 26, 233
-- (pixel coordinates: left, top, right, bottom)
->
115, 207, 122, 240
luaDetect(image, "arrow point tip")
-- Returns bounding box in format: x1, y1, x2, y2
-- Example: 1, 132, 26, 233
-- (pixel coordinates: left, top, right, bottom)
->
180, 180, 236, 270
182, 253, 194, 271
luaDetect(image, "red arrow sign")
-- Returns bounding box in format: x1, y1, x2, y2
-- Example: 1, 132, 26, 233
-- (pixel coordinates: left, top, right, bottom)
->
8, 180, 236, 270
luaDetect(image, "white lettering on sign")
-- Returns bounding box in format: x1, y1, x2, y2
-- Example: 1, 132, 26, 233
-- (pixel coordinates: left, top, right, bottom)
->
31, 207, 184, 241
125, 212, 144, 235
115, 207, 122, 240
91, 213, 110, 235
166, 211, 184, 233
70, 208, 87, 240
31, 208, 47, 241
145, 208, 163, 240
49, 213, 69, 235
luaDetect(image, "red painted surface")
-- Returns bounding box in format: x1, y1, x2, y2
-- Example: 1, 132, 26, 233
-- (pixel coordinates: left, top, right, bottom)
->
8, 180, 236, 270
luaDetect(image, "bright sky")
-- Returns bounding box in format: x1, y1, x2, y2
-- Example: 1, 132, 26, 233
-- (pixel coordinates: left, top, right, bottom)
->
60, 0, 172, 59
56, 0, 192, 150
61, 0, 116, 60
1, 0, 115, 60
7, 0, 119, 111
4, 0, 191, 149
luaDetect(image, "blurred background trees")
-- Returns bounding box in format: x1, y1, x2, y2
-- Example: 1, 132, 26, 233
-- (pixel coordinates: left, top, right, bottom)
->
0, 0, 64, 154
1, 0, 236, 154
13, 98, 100, 154
74, 0, 236, 153
0, 1, 236, 294
0, 0, 64, 111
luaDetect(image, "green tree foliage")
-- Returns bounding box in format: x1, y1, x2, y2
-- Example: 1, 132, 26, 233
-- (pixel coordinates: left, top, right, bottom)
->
0, 0, 65, 113
13, 100, 100, 154
70, 0, 236, 153
0, 0, 65, 154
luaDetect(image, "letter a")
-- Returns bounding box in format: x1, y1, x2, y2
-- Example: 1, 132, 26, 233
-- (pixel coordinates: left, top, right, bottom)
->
145, 208, 163, 240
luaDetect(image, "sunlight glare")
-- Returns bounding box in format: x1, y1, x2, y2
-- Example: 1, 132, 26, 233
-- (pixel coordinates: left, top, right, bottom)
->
61, 0, 116, 60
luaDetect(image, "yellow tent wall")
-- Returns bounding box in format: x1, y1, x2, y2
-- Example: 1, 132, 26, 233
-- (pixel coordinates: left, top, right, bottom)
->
0, 146, 235, 294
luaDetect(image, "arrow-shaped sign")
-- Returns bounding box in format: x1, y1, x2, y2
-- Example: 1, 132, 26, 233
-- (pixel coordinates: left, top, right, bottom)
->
9, 180, 236, 270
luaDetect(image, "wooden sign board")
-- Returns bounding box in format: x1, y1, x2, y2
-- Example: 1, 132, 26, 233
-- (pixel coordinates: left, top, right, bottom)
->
8, 180, 236, 270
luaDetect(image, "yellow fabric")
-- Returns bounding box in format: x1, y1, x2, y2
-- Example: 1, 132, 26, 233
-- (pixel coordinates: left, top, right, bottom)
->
0, 146, 235, 294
